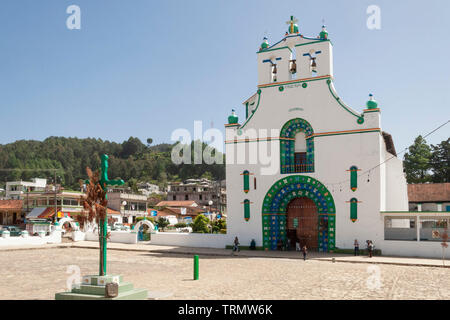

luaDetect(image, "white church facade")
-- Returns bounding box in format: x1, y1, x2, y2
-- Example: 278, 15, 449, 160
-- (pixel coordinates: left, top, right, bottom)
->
150, 17, 447, 258
223, 17, 439, 257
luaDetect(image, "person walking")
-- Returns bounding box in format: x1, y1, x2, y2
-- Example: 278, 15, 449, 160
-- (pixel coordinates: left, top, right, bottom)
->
368, 240, 374, 258
232, 236, 240, 255
354, 239, 360, 256
302, 245, 308, 261
295, 239, 300, 252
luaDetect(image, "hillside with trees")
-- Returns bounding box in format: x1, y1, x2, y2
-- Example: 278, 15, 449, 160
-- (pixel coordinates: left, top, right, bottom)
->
0, 137, 225, 190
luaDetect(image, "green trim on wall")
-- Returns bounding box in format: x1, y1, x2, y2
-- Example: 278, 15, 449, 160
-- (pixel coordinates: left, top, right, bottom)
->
240, 89, 262, 129
294, 39, 331, 47
350, 166, 358, 192
313, 129, 380, 138
244, 199, 250, 221
326, 79, 364, 124
259, 75, 330, 89
243, 170, 250, 193
350, 198, 358, 222
257, 46, 292, 54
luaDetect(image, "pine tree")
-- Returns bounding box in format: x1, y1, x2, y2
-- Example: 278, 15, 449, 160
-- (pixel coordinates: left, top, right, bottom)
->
404, 135, 432, 183
430, 138, 450, 183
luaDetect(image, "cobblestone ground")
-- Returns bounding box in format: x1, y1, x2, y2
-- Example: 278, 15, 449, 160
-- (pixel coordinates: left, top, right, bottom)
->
1, 247, 450, 300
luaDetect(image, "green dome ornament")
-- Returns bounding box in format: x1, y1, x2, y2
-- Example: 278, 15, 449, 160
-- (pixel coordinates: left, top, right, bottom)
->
228, 109, 239, 124
366, 94, 378, 109
286, 16, 299, 34
260, 37, 269, 51
319, 25, 328, 39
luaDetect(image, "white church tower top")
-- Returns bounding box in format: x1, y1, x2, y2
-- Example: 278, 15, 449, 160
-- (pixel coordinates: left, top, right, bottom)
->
256, 16, 334, 86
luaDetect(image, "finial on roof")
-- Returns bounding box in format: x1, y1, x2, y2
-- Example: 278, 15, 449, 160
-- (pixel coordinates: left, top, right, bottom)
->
286, 15, 299, 34
366, 93, 378, 109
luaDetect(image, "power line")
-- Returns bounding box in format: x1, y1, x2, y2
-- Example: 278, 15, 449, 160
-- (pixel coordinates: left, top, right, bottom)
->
325, 119, 449, 188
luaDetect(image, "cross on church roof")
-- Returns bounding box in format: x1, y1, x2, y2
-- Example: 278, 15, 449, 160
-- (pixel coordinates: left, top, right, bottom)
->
286, 15, 298, 25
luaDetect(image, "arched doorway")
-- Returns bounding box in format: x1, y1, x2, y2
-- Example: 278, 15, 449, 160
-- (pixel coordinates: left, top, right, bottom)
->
262, 175, 336, 252
286, 197, 318, 250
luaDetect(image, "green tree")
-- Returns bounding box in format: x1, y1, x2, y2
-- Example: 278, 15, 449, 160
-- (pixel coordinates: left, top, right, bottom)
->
404, 136, 432, 183
192, 214, 210, 233
212, 218, 226, 233
156, 217, 170, 232
430, 138, 450, 183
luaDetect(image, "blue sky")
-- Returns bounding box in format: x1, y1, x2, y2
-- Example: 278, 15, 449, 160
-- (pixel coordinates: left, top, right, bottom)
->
0, 0, 448, 153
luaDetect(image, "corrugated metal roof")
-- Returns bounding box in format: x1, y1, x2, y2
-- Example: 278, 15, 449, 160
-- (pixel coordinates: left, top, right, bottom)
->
26, 207, 47, 219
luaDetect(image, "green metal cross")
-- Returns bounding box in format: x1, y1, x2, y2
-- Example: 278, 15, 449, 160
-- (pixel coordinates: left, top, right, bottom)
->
98, 154, 124, 276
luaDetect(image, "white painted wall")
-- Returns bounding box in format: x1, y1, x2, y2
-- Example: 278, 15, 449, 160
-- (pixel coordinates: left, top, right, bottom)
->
85, 231, 138, 244
381, 240, 450, 259
0, 230, 61, 247
150, 232, 231, 248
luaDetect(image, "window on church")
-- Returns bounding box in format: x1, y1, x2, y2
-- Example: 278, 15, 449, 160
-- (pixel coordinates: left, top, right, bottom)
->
350, 198, 358, 222
185, 194, 188, 200
244, 199, 250, 221
280, 118, 314, 174
350, 166, 358, 191
242, 170, 250, 193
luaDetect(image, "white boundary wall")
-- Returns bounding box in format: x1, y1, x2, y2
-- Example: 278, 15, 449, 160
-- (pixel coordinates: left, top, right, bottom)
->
0, 230, 61, 247
380, 240, 449, 259
85, 231, 138, 244
150, 233, 230, 248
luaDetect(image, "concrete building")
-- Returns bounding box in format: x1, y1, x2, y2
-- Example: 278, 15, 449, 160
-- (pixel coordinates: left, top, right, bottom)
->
24, 187, 84, 221
0, 200, 24, 225
6, 178, 47, 200
137, 182, 163, 197
107, 188, 148, 224
167, 179, 226, 213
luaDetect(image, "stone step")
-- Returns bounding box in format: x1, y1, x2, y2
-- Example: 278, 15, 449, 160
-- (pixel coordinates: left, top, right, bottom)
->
55, 288, 148, 300
71, 282, 134, 295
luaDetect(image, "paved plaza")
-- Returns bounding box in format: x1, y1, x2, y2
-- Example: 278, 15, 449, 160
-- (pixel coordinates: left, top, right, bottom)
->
1, 244, 450, 300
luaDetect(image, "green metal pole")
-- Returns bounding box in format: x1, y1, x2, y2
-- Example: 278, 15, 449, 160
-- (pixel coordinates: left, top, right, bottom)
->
102, 218, 107, 275
193, 255, 199, 280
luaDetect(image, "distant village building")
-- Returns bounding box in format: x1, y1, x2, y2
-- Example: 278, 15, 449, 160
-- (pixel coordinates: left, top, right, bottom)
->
0, 200, 23, 225
24, 187, 84, 222
167, 179, 226, 214
137, 182, 163, 197
107, 188, 148, 224
5, 178, 47, 200
408, 183, 450, 212
152, 200, 208, 223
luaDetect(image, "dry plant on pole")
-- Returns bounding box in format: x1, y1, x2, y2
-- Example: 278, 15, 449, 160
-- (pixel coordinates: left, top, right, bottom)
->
78, 167, 110, 275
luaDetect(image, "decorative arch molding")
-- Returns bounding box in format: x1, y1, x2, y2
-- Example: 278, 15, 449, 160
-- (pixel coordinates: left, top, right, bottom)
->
262, 175, 335, 252
280, 118, 315, 174
135, 219, 155, 233
58, 217, 79, 231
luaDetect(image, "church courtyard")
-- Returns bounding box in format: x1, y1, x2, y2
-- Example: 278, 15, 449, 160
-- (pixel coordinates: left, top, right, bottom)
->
1, 246, 450, 300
